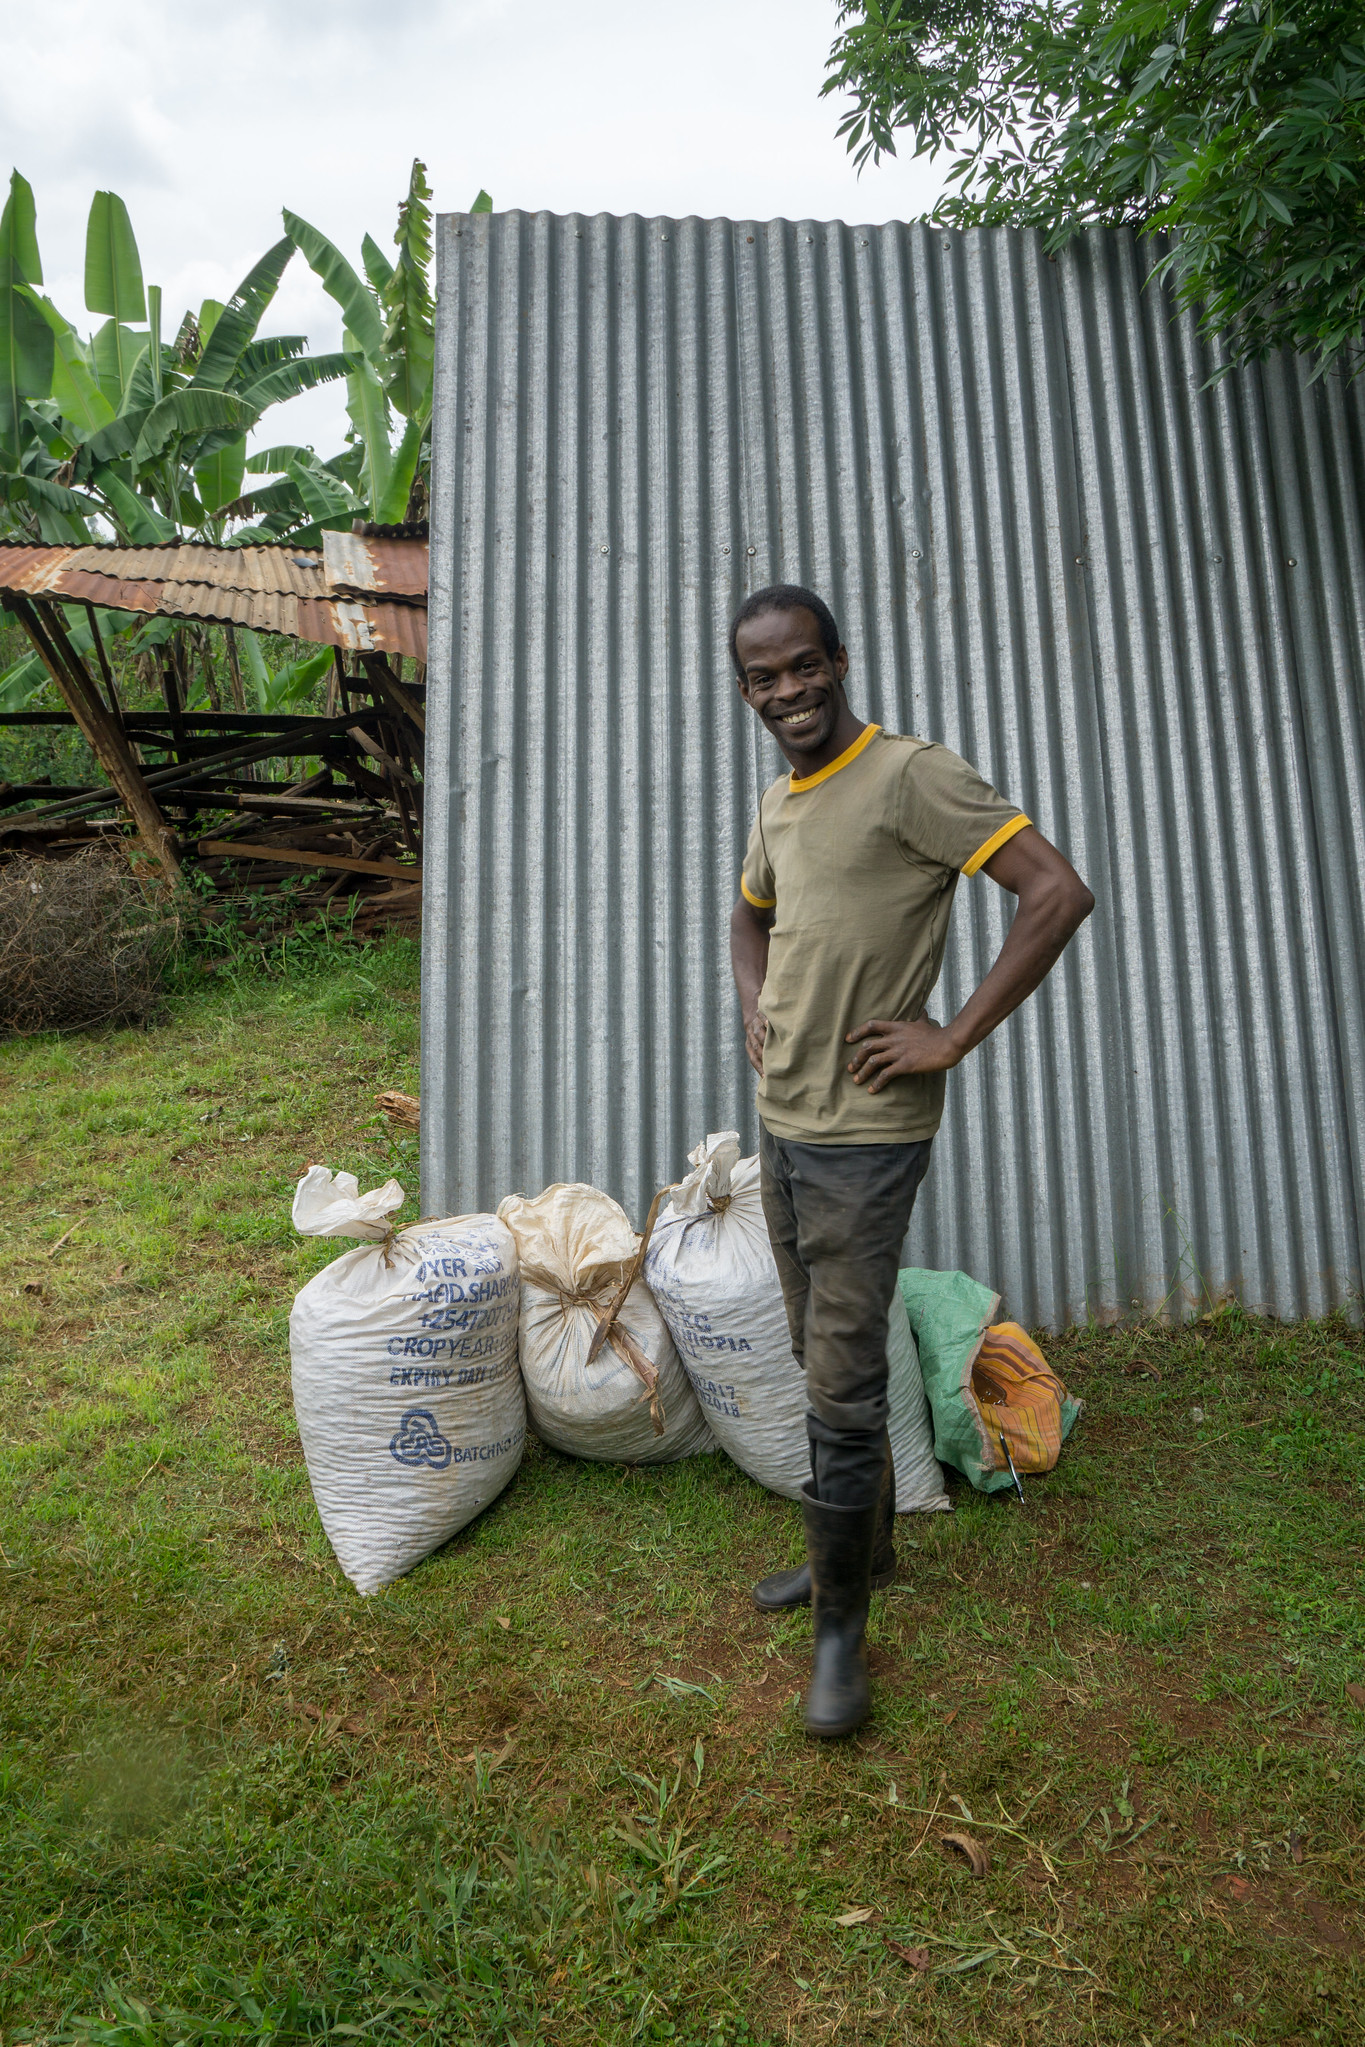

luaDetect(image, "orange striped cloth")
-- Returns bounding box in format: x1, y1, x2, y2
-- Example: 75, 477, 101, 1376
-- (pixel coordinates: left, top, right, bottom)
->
971, 1322, 1073, 1474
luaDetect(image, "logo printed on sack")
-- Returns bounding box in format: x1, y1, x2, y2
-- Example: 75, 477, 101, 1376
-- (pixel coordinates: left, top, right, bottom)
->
389, 1409, 453, 1470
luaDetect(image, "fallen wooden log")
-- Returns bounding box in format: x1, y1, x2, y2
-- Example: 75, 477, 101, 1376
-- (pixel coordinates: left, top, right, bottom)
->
376, 1089, 421, 1129
197, 839, 422, 881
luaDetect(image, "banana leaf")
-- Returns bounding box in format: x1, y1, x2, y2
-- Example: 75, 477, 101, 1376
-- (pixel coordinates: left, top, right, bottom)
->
91, 320, 147, 407
239, 349, 353, 413
192, 237, 295, 391
344, 340, 392, 518
283, 208, 384, 360
375, 414, 424, 525
26, 294, 115, 433
244, 443, 313, 476
284, 452, 358, 525
133, 389, 256, 465
84, 191, 146, 323
195, 434, 246, 514
94, 465, 177, 543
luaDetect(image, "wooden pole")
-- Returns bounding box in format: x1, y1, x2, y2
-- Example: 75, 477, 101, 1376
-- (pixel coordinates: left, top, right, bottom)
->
9, 596, 181, 877
223, 623, 247, 713
81, 603, 125, 733
326, 647, 346, 719
358, 651, 425, 738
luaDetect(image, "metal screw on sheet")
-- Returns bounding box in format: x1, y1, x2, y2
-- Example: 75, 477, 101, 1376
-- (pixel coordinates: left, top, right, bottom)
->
1075, 555, 1084, 564
911, 549, 922, 559
1288, 557, 1298, 567
1212, 555, 1223, 564
600, 545, 610, 555
721, 545, 731, 554
747, 546, 756, 556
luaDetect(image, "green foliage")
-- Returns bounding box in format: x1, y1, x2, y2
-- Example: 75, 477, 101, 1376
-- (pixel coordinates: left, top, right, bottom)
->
84, 190, 146, 325
824, 0, 1365, 372
0, 176, 351, 544
0, 164, 492, 545
0, 171, 54, 460
0, 603, 140, 712
189, 238, 294, 394
273, 163, 439, 537
280, 209, 386, 361
234, 628, 332, 713
257, 172, 490, 538
381, 158, 436, 423
194, 434, 247, 516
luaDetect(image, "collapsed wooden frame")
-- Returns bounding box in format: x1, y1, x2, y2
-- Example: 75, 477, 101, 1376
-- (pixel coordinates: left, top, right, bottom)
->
0, 591, 427, 937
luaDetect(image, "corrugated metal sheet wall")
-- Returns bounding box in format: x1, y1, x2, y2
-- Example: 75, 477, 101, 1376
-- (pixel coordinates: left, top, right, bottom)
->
423, 212, 1365, 1328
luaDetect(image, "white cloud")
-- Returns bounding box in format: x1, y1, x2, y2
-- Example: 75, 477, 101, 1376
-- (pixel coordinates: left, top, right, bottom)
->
3, 0, 946, 457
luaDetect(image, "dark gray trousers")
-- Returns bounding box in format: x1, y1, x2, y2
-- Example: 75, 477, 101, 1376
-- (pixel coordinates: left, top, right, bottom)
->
758, 1123, 934, 1509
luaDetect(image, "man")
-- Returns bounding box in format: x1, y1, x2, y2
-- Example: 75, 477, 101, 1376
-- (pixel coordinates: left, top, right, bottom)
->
729, 584, 1093, 1739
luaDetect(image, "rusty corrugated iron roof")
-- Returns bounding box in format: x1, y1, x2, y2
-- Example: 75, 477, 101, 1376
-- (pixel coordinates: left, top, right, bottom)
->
0, 537, 427, 658
322, 531, 428, 600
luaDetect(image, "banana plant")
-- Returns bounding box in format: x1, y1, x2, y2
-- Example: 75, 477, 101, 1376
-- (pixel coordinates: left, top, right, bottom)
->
233, 165, 488, 539
0, 603, 140, 711
0, 171, 353, 546
235, 627, 333, 712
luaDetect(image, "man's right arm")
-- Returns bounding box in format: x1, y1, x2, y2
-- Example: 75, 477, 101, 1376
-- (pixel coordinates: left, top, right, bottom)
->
730, 897, 773, 1076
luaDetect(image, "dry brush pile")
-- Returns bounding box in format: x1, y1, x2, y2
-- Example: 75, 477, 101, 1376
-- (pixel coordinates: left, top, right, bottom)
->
0, 845, 177, 1036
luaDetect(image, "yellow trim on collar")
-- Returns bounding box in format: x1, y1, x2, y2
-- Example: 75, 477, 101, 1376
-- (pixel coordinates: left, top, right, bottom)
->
962, 812, 1031, 876
740, 875, 776, 909
788, 722, 881, 793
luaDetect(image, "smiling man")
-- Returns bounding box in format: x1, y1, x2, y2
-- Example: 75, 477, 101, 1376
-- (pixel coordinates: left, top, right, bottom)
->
729, 583, 1093, 1739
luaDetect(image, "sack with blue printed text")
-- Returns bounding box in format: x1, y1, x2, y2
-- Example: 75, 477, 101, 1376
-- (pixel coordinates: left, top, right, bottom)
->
289, 1167, 526, 1594
645, 1133, 948, 1510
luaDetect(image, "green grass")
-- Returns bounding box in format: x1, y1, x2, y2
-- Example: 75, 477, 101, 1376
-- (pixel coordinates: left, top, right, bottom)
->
1, 938, 1362, 2045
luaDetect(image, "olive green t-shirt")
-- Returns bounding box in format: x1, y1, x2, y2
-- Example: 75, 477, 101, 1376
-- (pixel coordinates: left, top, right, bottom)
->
740, 724, 1028, 1144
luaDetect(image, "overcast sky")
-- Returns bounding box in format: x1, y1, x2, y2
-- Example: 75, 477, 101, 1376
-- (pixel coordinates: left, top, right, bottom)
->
2, 0, 946, 457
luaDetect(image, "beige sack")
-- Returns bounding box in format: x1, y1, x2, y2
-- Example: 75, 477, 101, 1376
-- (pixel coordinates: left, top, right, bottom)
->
497, 1183, 713, 1465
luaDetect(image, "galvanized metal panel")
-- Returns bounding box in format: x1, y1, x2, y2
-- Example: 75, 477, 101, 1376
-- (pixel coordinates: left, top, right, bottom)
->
423, 211, 1365, 1327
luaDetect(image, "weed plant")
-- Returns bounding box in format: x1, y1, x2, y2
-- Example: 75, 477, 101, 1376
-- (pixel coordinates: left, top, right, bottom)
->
0, 945, 1361, 2044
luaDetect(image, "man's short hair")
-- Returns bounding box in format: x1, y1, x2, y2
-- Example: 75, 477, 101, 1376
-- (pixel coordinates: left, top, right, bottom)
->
729, 583, 841, 679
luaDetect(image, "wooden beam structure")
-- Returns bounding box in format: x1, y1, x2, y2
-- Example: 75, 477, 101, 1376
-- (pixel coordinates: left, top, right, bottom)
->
5, 595, 181, 877
197, 839, 421, 881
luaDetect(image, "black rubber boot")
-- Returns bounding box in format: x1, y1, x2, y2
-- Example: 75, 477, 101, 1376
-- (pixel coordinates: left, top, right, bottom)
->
801, 1482, 877, 1738
751, 1445, 895, 1612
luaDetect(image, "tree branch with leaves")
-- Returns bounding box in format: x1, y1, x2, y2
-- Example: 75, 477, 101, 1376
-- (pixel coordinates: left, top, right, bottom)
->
824, 0, 1365, 373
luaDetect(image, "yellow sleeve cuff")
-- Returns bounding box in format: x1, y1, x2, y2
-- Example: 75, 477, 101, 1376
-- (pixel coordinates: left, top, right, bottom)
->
962, 813, 1031, 877
740, 875, 776, 909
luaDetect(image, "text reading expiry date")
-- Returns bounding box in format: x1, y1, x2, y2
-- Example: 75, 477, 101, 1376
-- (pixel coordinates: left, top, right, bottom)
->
389, 1362, 499, 1389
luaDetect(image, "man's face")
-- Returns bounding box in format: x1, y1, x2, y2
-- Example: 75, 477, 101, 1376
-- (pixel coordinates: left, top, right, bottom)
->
734, 607, 850, 761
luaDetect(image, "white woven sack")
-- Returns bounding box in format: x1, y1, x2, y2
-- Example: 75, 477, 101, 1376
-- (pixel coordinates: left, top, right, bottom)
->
645, 1133, 949, 1511
497, 1182, 713, 1465
289, 1167, 526, 1595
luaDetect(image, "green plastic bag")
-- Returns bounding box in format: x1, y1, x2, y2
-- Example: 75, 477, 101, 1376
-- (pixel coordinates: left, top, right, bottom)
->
896, 1267, 1080, 1493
